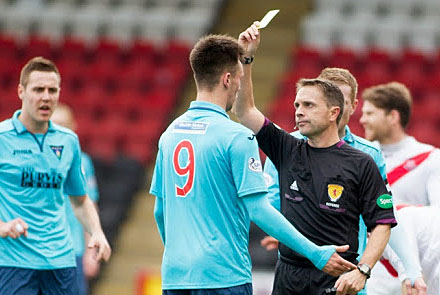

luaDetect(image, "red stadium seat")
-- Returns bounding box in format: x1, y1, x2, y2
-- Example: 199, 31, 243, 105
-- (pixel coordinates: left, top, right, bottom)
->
394, 63, 425, 95
365, 47, 394, 68
118, 58, 156, 90
25, 36, 54, 60
357, 63, 392, 88
328, 46, 359, 73
292, 45, 325, 67
401, 48, 431, 70
86, 56, 121, 86
60, 37, 88, 61
164, 40, 191, 65
96, 38, 121, 58
130, 39, 155, 60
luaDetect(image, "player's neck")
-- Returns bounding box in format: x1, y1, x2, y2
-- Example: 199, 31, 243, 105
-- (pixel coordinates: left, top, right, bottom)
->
338, 126, 346, 139
18, 112, 48, 134
307, 126, 340, 148
379, 128, 406, 145
195, 89, 227, 111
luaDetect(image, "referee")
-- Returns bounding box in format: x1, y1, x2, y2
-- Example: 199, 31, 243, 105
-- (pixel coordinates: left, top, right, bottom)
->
235, 23, 397, 295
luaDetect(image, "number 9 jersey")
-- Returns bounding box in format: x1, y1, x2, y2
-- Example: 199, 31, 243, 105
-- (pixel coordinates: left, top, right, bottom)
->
149, 101, 268, 289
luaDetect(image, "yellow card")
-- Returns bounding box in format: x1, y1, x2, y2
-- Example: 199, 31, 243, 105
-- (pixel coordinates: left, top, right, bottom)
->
257, 9, 280, 29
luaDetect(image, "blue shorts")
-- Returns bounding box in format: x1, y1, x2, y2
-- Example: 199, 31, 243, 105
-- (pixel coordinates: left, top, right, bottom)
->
163, 283, 252, 295
75, 256, 88, 295
0, 266, 78, 295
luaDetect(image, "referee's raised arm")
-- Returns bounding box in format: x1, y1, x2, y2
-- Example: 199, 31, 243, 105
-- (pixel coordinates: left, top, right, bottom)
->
233, 21, 265, 135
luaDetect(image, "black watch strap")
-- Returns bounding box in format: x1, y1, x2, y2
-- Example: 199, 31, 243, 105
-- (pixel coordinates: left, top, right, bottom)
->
241, 56, 254, 64
357, 263, 371, 279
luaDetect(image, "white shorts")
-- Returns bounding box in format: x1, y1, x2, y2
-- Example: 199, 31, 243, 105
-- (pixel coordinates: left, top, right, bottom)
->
367, 261, 400, 295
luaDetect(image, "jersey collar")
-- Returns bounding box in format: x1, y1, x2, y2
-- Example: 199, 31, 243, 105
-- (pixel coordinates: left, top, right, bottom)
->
12, 109, 56, 134
188, 101, 229, 119
343, 126, 354, 143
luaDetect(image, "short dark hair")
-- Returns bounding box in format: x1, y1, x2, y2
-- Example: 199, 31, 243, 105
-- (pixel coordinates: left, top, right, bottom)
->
362, 82, 412, 129
189, 34, 244, 91
318, 67, 358, 102
296, 78, 345, 124
20, 57, 60, 87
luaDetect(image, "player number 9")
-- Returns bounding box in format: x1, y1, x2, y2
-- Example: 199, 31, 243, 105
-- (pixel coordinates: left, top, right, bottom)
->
173, 140, 195, 197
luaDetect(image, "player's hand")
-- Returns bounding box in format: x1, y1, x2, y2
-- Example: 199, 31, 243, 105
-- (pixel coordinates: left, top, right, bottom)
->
402, 277, 427, 295
322, 245, 357, 276
0, 218, 29, 239
87, 231, 111, 262
238, 21, 260, 58
83, 247, 101, 279
260, 236, 279, 251
334, 268, 367, 295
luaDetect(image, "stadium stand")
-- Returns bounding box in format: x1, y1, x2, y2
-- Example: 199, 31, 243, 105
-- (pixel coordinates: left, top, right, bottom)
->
0, 0, 223, 293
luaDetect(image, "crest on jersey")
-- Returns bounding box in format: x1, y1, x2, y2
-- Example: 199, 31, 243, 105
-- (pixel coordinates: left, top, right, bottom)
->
50, 145, 64, 160
248, 157, 262, 172
327, 184, 344, 202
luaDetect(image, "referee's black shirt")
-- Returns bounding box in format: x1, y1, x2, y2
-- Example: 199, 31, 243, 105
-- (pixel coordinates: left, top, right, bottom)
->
257, 121, 397, 265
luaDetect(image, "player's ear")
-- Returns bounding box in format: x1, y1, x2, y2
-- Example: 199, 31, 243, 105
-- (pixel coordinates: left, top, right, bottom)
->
350, 98, 359, 115
329, 106, 340, 122
389, 109, 400, 126
18, 84, 24, 100
222, 72, 231, 88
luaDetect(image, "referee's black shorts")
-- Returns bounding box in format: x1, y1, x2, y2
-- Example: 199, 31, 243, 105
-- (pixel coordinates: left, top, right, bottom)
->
272, 257, 339, 295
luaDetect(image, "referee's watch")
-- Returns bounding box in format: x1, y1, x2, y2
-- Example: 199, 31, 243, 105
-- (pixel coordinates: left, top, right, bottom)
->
241, 56, 254, 64
357, 263, 371, 279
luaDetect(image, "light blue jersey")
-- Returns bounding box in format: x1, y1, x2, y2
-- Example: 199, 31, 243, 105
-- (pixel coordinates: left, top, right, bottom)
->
150, 101, 268, 289
65, 152, 99, 257
0, 110, 87, 269
263, 126, 387, 295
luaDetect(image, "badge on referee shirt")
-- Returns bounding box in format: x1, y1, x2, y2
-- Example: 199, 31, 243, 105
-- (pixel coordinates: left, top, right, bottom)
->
327, 184, 344, 202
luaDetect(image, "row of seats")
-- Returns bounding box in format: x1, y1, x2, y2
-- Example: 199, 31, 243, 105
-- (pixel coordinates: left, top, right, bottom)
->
3, 0, 221, 9
0, 33, 190, 165
302, 13, 440, 53
0, 0, 221, 44
286, 46, 440, 96
314, 0, 440, 18
0, 34, 192, 64
303, 0, 440, 54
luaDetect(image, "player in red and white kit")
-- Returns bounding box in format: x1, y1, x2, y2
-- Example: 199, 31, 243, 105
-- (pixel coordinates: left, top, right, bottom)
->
360, 82, 440, 207
385, 206, 439, 295
360, 82, 439, 294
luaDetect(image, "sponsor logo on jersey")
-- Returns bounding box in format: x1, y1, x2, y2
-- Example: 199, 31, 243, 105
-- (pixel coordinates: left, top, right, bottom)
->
13, 149, 33, 155
377, 194, 393, 209
403, 160, 416, 171
248, 157, 262, 172
247, 134, 256, 140
328, 184, 344, 202
290, 180, 299, 191
173, 121, 209, 134
50, 145, 64, 160
21, 167, 63, 189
